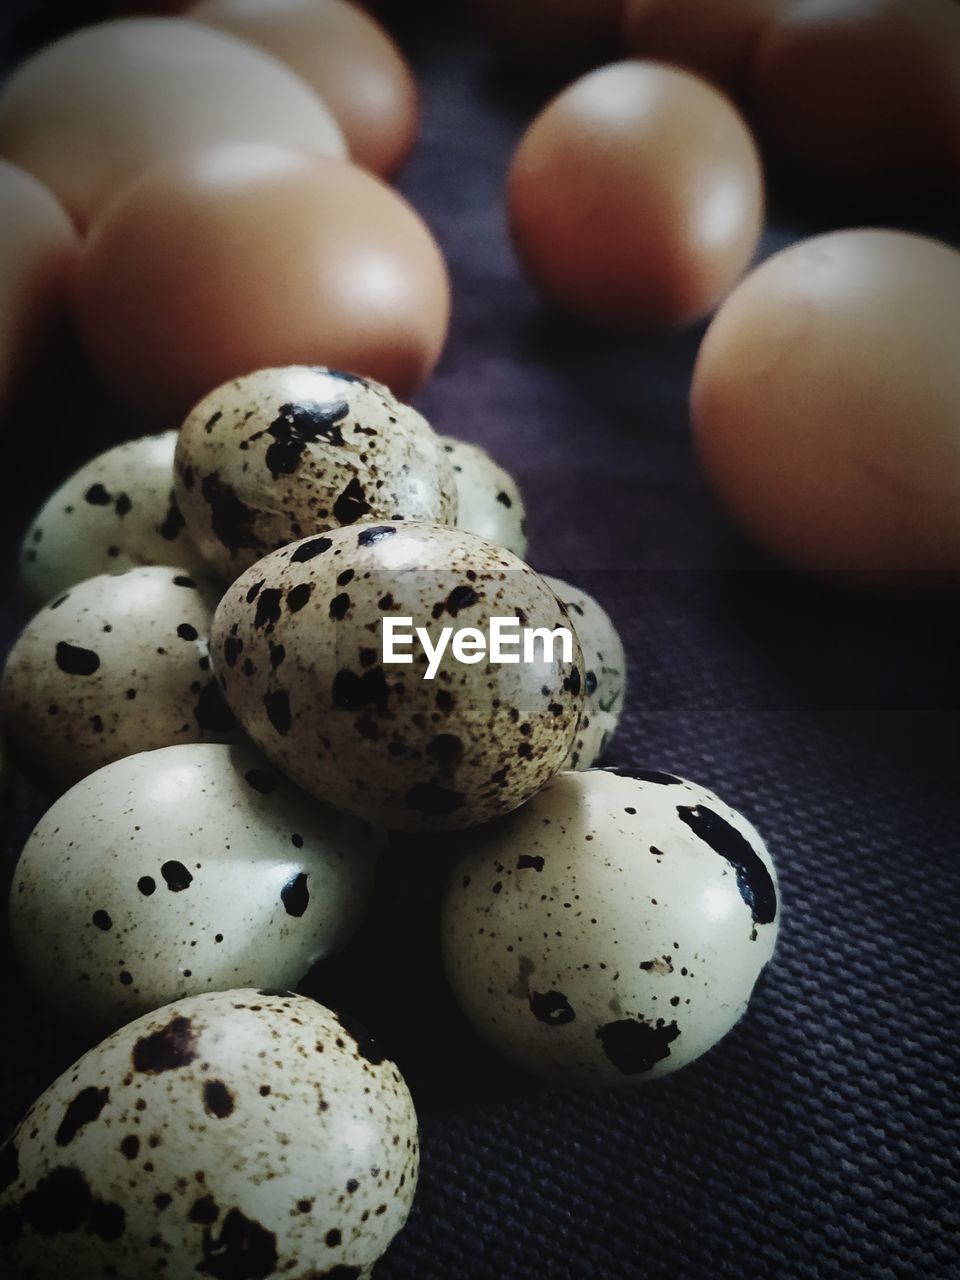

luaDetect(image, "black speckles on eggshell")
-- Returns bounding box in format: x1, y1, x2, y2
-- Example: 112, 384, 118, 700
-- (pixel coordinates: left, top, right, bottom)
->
253, 588, 283, 630
596, 1017, 680, 1074
114, 493, 132, 517
201, 472, 263, 556
55, 642, 100, 676
332, 667, 389, 711
177, 623, 199, 642
426, 734, 463, 768
264, 689, 293, 735
54, 1087, 110, 1147
281, 872, 310, 918
84, 484, 111, 506
173, 575, 196, 588
333, 477, 371, 525
329, 593, 350, 620
246, 580, 264, 604
132, 1015, 198, 1074
202, 1080, 235, 1119
563, 667, 582, 695
286, 583, 312, 612
19, 1166, 92, 1236
87, 1198, 125, 1242
438, 584, 478, 618
529, 990, 576, 1025
676, 804, 777, 927
198, 1206, 278, 1280
119, 1135, 139, 1161
223, 636, 243, 667
189, 1194, 221, 1225
517, 854, 544, 872
160, 861, 193, 892
138, 876, 156, 896
356, 524, 396, 547
262, 399, 351, 479
159, 498, 187, 542
290, 536, 332, 562
92, 909, 112, 931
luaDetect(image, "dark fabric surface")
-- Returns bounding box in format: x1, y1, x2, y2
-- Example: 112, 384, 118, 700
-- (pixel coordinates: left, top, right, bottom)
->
2, 5, 959, 1278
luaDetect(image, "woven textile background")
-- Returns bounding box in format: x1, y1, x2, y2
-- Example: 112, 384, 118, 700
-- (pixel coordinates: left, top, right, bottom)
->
1, 5, 958, 1278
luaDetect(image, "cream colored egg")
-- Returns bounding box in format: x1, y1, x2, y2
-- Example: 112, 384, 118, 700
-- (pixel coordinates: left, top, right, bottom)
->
542, 576, 626, 768
1, 566, 233, 789
175, 366, 457, 581
20, 431, 209, 607
440, 436, 527, 558
11, 742, 379, 1034
0, 17, 346, 230
0, 989, 418, 1278
442, 768, 779, 1085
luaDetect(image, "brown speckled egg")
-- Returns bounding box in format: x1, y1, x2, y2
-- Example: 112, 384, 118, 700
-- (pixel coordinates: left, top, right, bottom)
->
20, 431, 208, 607
11, 742, 379, 1034
175, 366, 457, 582
1, 566, 233, 789
440, 436, 528, 558
542, 576, 626, 769
211, 522, 585, 831
442, 768, 779, 1085
0, 989, 419, 1279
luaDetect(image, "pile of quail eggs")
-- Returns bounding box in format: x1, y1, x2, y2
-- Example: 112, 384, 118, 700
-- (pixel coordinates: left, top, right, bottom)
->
0, 366, 779, 1278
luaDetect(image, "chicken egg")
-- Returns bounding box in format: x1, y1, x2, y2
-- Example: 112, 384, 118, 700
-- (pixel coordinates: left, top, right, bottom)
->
19, 431, 208, 607
691, 229, 960, 578
1, 566, 233, 789
0, 990, 418, 1279
0, 160, 76, 409
191, 0, 419, 176
442, 768, 779, 1085
11, 742, 378, 1034
0, 17, 346, 231
508, 61, 764, 331
76, 144, 450, 421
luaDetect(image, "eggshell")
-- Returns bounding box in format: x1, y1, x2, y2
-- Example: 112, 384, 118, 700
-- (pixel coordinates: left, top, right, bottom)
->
191, 0, 419, 176
1, 566, 233, 789
175, 366, 457, 582
542, 576, 626, 768
0, 17, 346, 231
508, 61, 765, 331
751, 0, 960, 199
0, 159, 76, 408
621, 0, 785, 94
20, 431, 209, 607
0, 989, 418, 1278
691, 229, 960, 577
11, 742, 379, 1033
76, 145, 451, 420
440, 436, 527, 558
442, 768, 779, 1085
211, 522, 585, 831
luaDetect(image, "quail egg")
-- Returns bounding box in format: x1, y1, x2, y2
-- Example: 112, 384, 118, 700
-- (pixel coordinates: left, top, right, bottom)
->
174, 365, 458, 582
1, 566, 233, 789
212, 522, 585, 831
440, 435, 528, 558
19, 431, 208, 607
542, 576, 626, 768
0, 989, 419, 1279
10, 742, 379, 1034
442, 768, 779, 1085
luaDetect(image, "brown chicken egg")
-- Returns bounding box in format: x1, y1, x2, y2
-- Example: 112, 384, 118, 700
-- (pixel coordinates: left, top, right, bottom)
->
691, 230, 960, 580
751, 0, 960, 199
0, 160, 76, 408
508, 61, 764, 331
191, 0, 419, 177
0, 17, 346, 231
76, 144, 450, 421
622, 0, 785, 94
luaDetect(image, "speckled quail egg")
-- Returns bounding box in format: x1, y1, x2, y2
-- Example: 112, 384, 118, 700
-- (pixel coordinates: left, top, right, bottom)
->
19, 430, 209, 607
10, 742, 379, 1034
0, 988, 419, 1279
542, 576, 626, 769
1, 566, 233, 789
442, 768, 779, 1085
212, 521, 585, 831
439, 435, 527, 558
174, 365, 458, 582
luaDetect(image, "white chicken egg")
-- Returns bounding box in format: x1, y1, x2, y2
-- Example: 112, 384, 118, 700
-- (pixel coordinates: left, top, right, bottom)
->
542, 575, 627, 768
19, 431, 208, 607
10, 742, 379, 1034
175, 366, 458, 582
442, 768, 779, 1085
0, 989, 418, 1278
1, 566, 233, 789
439, 436, 528, 558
